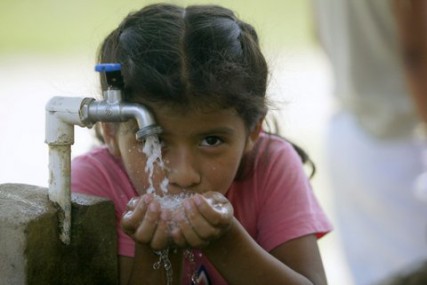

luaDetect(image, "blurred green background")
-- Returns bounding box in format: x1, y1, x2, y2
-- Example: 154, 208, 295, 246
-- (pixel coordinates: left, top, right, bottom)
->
0, 0, 315, 55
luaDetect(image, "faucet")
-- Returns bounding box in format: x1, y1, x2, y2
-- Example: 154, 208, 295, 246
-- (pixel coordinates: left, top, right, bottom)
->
45, 63, 161, 244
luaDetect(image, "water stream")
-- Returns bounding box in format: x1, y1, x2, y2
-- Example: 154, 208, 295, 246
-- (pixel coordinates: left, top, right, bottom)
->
141, 135, 198, 284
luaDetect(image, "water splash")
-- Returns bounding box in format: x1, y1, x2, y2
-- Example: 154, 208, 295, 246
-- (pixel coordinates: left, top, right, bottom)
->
184, 249, 199, 284
153, 248, 173, 285
155, 192, 194, 210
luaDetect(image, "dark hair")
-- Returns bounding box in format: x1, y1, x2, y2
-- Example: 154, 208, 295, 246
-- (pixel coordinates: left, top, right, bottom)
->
97, 3, 315, 178
98, 3, 267, 131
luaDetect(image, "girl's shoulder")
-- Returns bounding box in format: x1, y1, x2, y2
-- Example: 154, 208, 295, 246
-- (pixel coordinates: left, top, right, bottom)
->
72, 145, 126, 178
71, 146, 135, 200
252, 132, 309, 178
256, 132, 297, 160
73, 146, 117, 165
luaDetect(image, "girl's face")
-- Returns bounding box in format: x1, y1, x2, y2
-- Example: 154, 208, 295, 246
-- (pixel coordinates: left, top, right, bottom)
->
103, 104, 261, 196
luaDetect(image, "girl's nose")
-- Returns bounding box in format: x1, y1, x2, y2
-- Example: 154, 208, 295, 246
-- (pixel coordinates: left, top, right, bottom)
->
165, 150, 201, 190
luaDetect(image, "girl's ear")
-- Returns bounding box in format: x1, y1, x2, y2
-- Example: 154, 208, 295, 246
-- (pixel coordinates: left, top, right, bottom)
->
101, 123, 121, 157
245, 117, 264, 152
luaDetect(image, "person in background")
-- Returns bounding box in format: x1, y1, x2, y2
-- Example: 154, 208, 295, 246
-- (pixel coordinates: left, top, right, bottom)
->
311, 0, 427, 284
393, 0, 427, 124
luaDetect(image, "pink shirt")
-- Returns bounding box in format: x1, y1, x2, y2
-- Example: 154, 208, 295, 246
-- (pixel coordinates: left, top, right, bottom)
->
71, 133, 332, 284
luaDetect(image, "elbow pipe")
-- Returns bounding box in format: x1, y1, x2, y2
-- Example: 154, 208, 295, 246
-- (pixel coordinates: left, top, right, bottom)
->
81, 95, 162, 141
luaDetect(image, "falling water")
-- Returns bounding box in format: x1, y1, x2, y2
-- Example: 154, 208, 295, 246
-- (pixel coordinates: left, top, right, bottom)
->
142, 135, 166, 195
141, 135, 199, 284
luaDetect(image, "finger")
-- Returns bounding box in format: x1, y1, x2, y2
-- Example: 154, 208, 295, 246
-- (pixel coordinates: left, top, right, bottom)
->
194, 193, 233, 227
169, 209, 189, 247
178, 199, 210, 247
133, 200, 161, 243
126, 196, 141, 211
170, 227, 187, 248
131, 194, 154, 209
150, 210, 171, 250
184, 198, 220, 240
121, 195, 152, 235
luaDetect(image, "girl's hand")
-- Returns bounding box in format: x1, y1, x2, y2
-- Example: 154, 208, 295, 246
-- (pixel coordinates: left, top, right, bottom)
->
170, 191, 234, 248
121, 194, 171, 251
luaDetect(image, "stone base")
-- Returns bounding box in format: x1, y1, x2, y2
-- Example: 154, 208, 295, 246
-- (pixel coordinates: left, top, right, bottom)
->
0, 183, 118, 285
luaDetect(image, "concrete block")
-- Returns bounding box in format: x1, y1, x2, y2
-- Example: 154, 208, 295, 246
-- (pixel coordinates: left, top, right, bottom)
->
0, 183, 118, 285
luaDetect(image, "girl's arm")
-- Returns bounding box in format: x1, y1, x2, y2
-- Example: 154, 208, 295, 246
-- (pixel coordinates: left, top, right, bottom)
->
119, 256, 133, 285
189, 194, 327, 285
204, 219, 326, 285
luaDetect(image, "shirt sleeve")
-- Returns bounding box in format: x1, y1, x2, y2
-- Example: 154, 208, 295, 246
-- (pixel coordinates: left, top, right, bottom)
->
256, 139, 333, 252
71, 153, 110, 199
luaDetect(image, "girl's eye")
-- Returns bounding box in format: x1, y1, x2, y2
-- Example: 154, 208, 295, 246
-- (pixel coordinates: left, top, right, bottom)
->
201, 136, 223, 147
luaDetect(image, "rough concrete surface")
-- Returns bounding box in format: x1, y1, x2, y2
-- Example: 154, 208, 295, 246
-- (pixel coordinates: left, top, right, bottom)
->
0, 183, 118, 285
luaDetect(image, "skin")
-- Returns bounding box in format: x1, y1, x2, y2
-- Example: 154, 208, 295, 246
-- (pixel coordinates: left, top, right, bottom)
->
102, 103, 327, 285
393, 0, 427, 124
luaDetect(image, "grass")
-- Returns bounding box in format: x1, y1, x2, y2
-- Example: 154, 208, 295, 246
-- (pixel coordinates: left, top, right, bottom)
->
0, 0, 315, 55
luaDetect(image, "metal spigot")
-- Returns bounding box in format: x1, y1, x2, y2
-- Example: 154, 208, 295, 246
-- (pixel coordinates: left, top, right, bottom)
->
81, 63, 162, 141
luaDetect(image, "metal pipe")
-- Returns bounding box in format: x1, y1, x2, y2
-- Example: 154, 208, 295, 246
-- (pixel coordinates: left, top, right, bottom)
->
45, 96, 89, 244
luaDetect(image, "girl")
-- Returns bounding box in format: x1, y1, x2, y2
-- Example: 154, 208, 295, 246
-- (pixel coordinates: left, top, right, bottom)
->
72, 4, 332, 285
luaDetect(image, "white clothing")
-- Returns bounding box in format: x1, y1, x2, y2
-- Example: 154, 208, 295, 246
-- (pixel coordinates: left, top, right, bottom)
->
313, 0, 417, 139
312, 0, 427, 284
327, 112, 427, 285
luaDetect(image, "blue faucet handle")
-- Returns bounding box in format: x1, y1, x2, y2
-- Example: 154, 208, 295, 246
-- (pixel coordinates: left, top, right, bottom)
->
95, 63, 124, 89
95, 63, 121, 72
